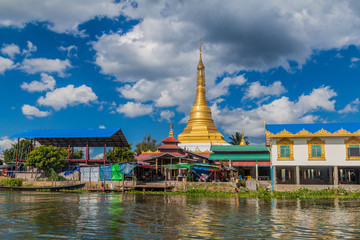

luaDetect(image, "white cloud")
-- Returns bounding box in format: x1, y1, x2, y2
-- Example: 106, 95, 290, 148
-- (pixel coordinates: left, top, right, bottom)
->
22, 41, 37, 57
212, 86, 337, 139
20, 73, 56, 92
116, 102, 153, 118
37, 84, 98, 110
208, 74, 247, 100
89, 0, 360, 117
59, 45, 77, 57
338, 98, 360, 114
245, 81, 287, 99
20, 58, 71, 77
0, 56, 15, 73
0, 136, 16, 152
93, 153, 104, 160
99, 125, 106, 129
1, 43, 20, 58
21, 104, 51, 118
0, 0, 125, 34
160, 110, 175, 122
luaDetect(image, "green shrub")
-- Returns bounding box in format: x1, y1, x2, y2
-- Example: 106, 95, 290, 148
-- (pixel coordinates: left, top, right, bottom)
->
0, 178, 24, 187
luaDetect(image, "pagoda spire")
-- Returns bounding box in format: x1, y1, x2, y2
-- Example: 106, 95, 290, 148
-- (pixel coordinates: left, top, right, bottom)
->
169, 122, 174, 137
239, 132, 246, 145
178, 44, 226, 144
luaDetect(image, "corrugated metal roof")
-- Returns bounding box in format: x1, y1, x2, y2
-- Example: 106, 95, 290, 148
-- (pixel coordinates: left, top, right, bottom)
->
266, 122, 360, 134
11, 128, 120, 138
10, 128, 129, 148
209, 153, 270, 161
210, 145, 269, 152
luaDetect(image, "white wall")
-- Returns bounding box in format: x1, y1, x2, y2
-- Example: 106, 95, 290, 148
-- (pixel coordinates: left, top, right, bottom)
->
178, 142, 229, 152
271, 137, 360, 166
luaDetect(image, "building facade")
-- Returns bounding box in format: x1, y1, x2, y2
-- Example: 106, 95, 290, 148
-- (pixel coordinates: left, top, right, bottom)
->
266, 123, 360, 189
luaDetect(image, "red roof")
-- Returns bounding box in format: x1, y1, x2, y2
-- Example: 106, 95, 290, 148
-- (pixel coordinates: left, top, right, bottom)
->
161, 136, 179, 143
158, 144, 182, 149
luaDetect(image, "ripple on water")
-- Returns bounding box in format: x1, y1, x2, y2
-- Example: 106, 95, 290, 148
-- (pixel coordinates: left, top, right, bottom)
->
0, 192, 360, 239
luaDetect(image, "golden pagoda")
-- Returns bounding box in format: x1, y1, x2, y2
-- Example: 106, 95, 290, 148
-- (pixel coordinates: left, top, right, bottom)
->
178, 46, 226, 144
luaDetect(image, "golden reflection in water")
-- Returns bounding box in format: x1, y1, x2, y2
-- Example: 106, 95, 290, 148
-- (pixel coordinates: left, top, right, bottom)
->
176, 198, 219, 239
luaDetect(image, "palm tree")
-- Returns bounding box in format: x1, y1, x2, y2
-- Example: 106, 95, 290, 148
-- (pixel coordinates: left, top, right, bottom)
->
228, 132, 250, 145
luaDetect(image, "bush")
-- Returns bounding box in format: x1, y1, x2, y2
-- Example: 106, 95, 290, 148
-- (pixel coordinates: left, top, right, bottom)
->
0, 178, 24, 187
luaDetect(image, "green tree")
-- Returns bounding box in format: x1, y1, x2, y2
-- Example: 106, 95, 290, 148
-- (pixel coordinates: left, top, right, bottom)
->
228, 132, 250, 145
3, 139, 32, 163
135, 135, 161, 156
25, 145, 66, 176
106, 144, 135, 162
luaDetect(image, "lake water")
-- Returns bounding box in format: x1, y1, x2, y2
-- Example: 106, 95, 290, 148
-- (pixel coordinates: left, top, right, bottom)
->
0, 192, 359, 239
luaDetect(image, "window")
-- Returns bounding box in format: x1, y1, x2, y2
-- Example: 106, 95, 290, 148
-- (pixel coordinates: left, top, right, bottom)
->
348, 145, 360, 157
307, 137, 326, 160
345, 137, 360, 160
277, 138, 294, 160
280, 145, 290, 157
311, 145, 322, 157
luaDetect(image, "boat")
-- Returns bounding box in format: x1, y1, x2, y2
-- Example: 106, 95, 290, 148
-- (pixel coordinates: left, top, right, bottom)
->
0, 183, 86, 192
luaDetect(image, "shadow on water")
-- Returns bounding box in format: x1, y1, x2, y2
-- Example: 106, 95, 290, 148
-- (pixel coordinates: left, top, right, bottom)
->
0, 192, 360, 239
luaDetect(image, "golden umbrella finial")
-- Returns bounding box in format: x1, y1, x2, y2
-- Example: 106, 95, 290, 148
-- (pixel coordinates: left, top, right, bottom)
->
169, 121, 174, 137
240, 132, 246, 145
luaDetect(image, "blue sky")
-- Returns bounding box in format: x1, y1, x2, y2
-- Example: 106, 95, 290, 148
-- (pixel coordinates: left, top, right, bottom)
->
1, 0, 360, 151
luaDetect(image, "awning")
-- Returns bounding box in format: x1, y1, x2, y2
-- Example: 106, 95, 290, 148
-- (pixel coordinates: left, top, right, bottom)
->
215, 161, 271, 167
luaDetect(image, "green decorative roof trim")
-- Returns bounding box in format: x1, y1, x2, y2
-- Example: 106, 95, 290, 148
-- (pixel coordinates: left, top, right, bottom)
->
209, 153, 270, 161
210, 145, 270, 152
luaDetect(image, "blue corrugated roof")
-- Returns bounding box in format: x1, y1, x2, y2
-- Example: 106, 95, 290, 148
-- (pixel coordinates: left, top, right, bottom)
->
11, 128, 121, 139
266, 122, 360, 134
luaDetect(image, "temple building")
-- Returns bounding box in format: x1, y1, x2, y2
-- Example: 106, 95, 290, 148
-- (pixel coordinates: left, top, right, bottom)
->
266, 122, 360, 190
136, 124, 209, 180
178, 47, 228, 151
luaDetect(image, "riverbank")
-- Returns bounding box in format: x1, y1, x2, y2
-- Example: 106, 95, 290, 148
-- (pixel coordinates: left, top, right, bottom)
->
127, 188, 360, 199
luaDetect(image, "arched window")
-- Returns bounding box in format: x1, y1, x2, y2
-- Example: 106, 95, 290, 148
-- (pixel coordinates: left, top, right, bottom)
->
276, 138, 294, 160
307, 137, 326, 160
345, 137, 360, 160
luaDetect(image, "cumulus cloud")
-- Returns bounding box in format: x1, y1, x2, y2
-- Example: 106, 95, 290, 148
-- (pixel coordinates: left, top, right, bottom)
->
0, 0, 124, 34
244, 81, 287, 99
1, 43, 20, 58
21, 104, 51, 118
350, 57, 360, 68
20, 73, 56, 92
37, 84, 98, 110
20, 58, 71, 77
116, 102, 153, 118
59, 45, 77, 57
160, 110, 175, 122
91, 1, 360, 116
22, 41, 37, 57
0, 56, 15, 73
208, 74, 247, 100
338, 98, 360, 114
212, 86, 337, 139
0, 136, 16, 152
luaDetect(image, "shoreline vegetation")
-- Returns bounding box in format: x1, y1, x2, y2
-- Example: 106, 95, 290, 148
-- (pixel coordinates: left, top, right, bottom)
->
2, 178, 360, 198
49, 187, 360, 199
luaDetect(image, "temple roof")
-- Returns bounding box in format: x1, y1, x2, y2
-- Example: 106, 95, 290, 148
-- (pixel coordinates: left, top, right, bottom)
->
266, 122, 360, 137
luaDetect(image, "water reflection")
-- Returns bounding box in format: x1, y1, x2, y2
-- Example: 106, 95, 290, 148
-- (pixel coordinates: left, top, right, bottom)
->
0, 192, 359, 239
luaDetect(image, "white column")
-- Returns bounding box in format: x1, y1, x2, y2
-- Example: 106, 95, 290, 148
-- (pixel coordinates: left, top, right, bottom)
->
334, 166, 338, 186
296, 166, 300, 185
